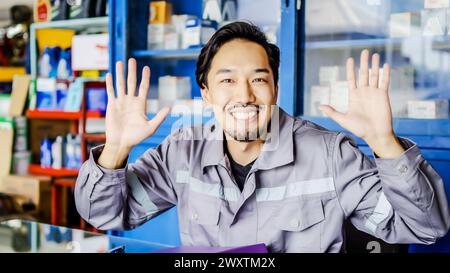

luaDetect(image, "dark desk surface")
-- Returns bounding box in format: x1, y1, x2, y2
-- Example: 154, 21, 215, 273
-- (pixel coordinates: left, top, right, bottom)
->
0, 219, 174, 253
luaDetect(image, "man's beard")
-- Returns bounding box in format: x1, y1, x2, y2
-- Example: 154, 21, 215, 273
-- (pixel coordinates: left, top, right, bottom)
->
224, 127, 259, 142
224, 119, 270, 142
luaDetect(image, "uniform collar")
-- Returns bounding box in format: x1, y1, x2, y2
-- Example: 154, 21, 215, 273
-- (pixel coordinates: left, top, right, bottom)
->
201, 106, 295, 172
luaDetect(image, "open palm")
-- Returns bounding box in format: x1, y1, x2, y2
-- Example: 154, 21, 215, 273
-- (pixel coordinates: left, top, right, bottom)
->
319, 50, 394, 144
105, 59, 170, 150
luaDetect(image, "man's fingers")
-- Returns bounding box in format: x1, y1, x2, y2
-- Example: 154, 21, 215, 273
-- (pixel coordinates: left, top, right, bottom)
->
346, 58, 357, 91
127, 58, 137, 96
359, 49, 370, 87
116, 61, 125, 98
381, 63, 391, 91
370, 53, 380, 88
138, 66, 151, 99
106, 72, 115, 101
147, 107, 171, 134
319, 105, 346, 127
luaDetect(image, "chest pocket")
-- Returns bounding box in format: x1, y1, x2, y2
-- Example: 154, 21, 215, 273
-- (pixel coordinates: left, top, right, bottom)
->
187, 190, 222, 246
272, 198, 325, 252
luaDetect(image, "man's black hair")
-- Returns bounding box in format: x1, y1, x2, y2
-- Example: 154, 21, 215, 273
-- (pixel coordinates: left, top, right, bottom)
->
196, 21, 280, 88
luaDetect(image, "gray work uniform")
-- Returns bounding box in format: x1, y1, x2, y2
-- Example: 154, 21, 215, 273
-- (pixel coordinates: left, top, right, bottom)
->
75, 108, 450, 252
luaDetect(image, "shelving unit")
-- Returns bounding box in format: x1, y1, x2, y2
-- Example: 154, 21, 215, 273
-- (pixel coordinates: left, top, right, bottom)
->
299, 0, 450, 253
132, 48, 201, 59
29, 16, 109, 78
26, 109, 104, 120
28, 164, 78, 177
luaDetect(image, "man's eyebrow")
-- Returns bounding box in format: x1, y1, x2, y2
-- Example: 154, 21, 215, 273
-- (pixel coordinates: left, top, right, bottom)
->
216, 68, 234, 75
254, 68, 270, 74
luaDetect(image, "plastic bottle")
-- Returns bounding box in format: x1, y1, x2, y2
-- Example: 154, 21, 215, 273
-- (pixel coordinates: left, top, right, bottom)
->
65, 134, 75, 169
40, 137, 52, 168
57, 48, 72, 79
51, 136, 63, 169
39, 47, 52, 78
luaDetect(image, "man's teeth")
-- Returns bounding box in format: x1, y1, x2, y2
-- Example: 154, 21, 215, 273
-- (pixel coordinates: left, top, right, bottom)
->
231, 111, 257, 120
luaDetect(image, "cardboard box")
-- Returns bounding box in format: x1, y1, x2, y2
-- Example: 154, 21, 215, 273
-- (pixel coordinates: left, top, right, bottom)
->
422, 9, 446, 36
310, 86, 330, 117
0, 175, 51, 222
424, 0, 450, 9
149, 1, 173, 24
9, 75, 31, 117
389, 12, 421, 37
0, 119, 14, 177
29, 119, 73, 164
407, 99, 449, 119
71, 34, 109, 71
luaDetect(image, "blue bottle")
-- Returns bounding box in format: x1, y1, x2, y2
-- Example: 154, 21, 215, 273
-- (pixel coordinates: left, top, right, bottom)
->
57, 48, 72, 79
40, 137, 53, 168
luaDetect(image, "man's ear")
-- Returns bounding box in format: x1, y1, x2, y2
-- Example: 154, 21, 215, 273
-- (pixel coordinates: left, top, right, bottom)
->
200, 84, 211, 105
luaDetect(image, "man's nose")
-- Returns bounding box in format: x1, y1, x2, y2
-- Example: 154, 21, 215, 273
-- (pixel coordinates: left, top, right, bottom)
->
234, 82, 256, 104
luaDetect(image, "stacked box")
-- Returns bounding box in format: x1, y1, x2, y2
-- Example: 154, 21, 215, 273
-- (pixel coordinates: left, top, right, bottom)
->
407, 99, 449, 119
389, 12, 421, 37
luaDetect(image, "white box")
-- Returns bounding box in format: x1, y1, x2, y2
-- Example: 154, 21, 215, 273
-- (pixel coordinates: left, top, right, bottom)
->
319, 66, 346, 85
422, 9, 446, 36
148, 24, 176, 50
310, 86, 330, 116
424, 0, 450, 9
330, 81, 349, 113
0, 95, 10, 116
158, 76, 192, 100
182, 19, 217, 49
72, 34, 109, 71
172, 15, 197, 49
172, 15, 195, 33
164, 31, 179, 50
408, 99, 449, 119
389, 12, 421, 38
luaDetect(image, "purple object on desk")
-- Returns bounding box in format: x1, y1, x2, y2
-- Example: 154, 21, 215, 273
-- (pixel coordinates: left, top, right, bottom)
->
153, 243, 268, 253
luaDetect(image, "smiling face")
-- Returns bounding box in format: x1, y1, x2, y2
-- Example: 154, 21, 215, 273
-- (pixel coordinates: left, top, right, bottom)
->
201, 39, 278, 142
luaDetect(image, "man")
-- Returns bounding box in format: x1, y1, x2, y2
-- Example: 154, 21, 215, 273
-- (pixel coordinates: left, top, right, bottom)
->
75, 22, 450, 252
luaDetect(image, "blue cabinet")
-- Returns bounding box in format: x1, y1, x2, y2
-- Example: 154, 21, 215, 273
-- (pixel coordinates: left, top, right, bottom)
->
299, 0, 450, 252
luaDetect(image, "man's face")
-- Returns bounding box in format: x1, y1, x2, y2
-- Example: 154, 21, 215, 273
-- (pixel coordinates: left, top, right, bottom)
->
201, 39, 278, 142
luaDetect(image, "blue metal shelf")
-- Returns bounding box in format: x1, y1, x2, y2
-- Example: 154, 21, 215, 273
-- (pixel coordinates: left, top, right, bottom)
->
304, 37, 403, 50
302, 116, 450, 152
303, 36, 450, 50
132, 48, 201, 59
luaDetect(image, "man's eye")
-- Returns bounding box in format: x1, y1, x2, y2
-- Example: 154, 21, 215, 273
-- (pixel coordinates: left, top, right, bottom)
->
253, 78, 267, 83
221, 79, 233, 83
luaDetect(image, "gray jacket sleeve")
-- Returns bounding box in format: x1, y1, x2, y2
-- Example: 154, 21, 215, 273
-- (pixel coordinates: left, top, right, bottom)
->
74, 136, 179, 231
332, 133, 450, 244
